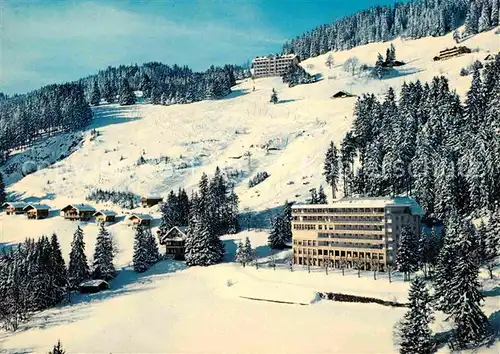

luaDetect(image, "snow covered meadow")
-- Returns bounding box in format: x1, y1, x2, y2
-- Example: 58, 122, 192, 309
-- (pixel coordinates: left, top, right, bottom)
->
0, 28, 499, 353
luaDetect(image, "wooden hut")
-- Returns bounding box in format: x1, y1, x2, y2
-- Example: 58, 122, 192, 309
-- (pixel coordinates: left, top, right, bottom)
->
140, 196, 163, 208
2, 202, 28, 215
61, 204, 96, 221
331, 91, 356, 99
128, 213, 152, 228
433, 46, 471, 61
23, 204, 50, 220
78, 279, 109, 294
93, 210, 117, 223
159, 226, 187, 260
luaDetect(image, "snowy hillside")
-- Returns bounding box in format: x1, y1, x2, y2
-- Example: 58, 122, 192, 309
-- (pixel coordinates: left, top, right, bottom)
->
0, 28, 499, 353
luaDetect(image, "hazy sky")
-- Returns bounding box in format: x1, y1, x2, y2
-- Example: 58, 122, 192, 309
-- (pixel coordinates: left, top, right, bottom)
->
1, 0, 396, 94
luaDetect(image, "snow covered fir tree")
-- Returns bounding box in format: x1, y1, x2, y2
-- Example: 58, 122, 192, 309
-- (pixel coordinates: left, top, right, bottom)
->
235, 237, 253, 267
68, 226, 90, 289
92, 224, 116, 281
133, 226, 159, 273
398, 277, 435, 354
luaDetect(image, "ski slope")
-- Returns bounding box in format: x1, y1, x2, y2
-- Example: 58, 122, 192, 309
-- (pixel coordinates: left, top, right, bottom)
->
0, 28, 499, 353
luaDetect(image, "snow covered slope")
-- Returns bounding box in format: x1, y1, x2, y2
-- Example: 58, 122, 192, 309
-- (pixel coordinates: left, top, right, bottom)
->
0, 28, 499, 353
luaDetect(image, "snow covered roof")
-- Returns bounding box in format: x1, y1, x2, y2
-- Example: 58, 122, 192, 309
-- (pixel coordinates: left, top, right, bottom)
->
2, 202, 28, 209
94, 210, 117, 217
79, 279, 108, 287
252, 54, 297, 61
141, 196, 163, 200
61, 204, 96, 212
161, 226, 188, 242
292, 197, 424, 215
129, 213, 152, 221
23, 203, 50, 211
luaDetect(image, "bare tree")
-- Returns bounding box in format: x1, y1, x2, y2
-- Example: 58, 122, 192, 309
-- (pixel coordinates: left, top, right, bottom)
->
325, 54, 334, 69
343, 57, 359, 76
268, 251, 277, 270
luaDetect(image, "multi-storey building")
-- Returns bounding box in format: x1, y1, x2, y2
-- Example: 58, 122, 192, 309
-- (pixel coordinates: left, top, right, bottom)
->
291, 197, 423, 271
251, 54, 299, 78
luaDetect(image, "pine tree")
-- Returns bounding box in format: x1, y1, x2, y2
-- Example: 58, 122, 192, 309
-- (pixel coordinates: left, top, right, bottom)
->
243, 236, 253, 264
399, 277, 435, 354
323, 141, 340, 199
47, 340, 65, 354
119, 78, 136, 106
185, 214, 223, 266
90, 79, 100, 106
465, 1, 480, 35
140, 74, 153, 99
484, 210, 500, 279
103, 80, 115, 104
144, 227, 159, 267
478, 2, 492, 32
0, 172, 5, 206
268, 215, 286, 249
281, 201, 293, 243
68, 226, 90, 289
396, 226, 418, 281
375, 53, 385, 79
235, 239, 246, 266
447, 220, 491, 349
50, 233, 67, 304
133, 226, 150, 273
309, 188, 318, 204
92, 223, 116, 281
270, 88, 278, 104
317, 185, 327, 204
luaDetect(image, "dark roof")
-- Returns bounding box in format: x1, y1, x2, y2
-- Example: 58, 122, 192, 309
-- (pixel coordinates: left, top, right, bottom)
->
79, 279, 108, 287
331, 91, 356, 98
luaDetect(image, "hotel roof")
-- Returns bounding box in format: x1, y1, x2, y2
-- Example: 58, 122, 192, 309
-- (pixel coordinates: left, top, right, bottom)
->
292, 196, 424, 215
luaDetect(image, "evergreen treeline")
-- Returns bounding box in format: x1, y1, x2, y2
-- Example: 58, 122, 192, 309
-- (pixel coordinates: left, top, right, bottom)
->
0, 83, 92, 161
397, 211, 498, 352
157, 188, 190, 239
0, 225, 117, 331
185, 167, 240, 266
79, 63, 249, 106
235, 237, 254, 267
0, 234, 67, 331
309, 185, 328, 204
86, 188, 139, 209
282, 65, 317, 87
335, 55, 500, 219
248, 171, 269, 188
283, 0, 498, 61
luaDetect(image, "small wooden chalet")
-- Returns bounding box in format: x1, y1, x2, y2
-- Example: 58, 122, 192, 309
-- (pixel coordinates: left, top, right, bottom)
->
128, 213, 152, 228
140, 196, 163, 208
331, 91, 356, 99
23, 204, 50, 220
484, 53, 497, 61
61, 204, 96, 221
78, 279, 109, 294
2, 202, 28, 215
159, 226, 187, 260
433, 46, 471, 61
93, 210, 117, 223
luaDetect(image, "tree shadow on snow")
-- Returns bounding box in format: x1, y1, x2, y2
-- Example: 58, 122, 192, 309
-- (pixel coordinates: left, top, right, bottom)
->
220, 88, 250, 100
88, 105, 142, 130
482, 286, 500, 297
10, 260, 187, 333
